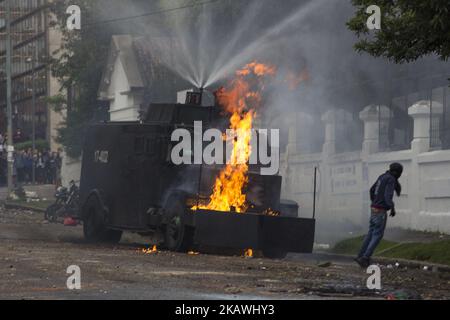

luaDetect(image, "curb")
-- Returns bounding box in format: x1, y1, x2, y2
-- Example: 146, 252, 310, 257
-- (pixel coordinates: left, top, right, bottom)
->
2, 201, 46, 213
315, 251, 450, 273
374, 256, 450, 273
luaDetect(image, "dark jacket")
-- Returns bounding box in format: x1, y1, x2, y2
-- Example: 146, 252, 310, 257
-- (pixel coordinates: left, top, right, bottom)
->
15, 154, 24, 169
24, 155, 33, 169
370, 171, 397, 211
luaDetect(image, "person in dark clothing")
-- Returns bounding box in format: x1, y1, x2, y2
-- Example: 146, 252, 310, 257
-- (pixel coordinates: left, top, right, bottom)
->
0, 153, 6, 186
355, 163, 404, 268
15, 151, 25, 183
43, 150, 51, 184
35, 152, 45, 184
48, 152, 57, 184
55, 151, 62, 186
23, 150, 33, 183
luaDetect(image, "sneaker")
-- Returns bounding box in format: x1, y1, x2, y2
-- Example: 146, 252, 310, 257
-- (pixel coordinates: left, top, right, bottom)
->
354, 256, 370, 268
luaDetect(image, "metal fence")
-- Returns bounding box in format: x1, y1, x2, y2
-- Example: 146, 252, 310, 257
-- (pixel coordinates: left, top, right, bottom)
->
335, 110, 363, 154
379, 85, 450, 151
430, 86, 450, 149
379, 96, 413, 152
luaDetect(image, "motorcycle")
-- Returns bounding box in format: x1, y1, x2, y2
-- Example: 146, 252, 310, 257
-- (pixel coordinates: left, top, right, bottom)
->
45, 180, 79, 224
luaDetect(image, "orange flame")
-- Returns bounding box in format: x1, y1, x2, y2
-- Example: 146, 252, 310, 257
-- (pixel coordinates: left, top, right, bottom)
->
236, 62, 276, 77
244, 249, 254, 258
142, 245, 158, 254
193, 62, 276, 213
263, 208, 281, 217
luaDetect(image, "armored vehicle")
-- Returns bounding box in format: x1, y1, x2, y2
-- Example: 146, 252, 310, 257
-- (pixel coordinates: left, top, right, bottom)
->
76, 100, 315, 258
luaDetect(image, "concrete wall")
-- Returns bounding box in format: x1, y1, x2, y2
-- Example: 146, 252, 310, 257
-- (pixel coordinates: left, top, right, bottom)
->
61, 152, 82, 187
281, 102, 450, 235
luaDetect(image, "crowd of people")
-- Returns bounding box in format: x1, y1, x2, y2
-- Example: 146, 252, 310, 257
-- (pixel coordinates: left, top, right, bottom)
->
0, 133, 62, 187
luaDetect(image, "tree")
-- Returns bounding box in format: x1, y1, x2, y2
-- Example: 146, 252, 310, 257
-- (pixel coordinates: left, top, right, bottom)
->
49, 0, 234, 158
347, 0, 450, 63
49, 0, 252, 158
49, 0, 112, 158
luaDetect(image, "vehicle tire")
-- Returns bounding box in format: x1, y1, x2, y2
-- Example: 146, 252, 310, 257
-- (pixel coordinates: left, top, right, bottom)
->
83, 196, 122, 244
45, 203, 60, 223
103, 229, 123, 243
262, 247, 287, 260
164, 192, 194, 252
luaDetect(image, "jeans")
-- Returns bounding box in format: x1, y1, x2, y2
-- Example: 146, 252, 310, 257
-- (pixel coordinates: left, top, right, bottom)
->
358, 208, 387, 259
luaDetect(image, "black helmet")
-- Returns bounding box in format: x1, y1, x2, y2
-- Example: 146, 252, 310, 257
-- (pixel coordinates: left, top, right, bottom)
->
389, 163, 403, 178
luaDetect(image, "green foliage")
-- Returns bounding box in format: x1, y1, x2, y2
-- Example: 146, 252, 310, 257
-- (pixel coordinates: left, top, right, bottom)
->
332, 235, 397, 255
381, 240, 450, 265
49, 0, 112, 158
49, 0, 251, 157
15, 139, 50, 151
333, 236, 450, 265
347, 0, 450, 63
44, 94, 67, 113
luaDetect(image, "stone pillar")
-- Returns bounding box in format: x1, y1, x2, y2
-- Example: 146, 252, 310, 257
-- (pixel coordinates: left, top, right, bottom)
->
286, 117, 297, 155
321, 110, 336, 156
287, 125, 297, 154
359, 105, 390, 155
408, 101, 432, 154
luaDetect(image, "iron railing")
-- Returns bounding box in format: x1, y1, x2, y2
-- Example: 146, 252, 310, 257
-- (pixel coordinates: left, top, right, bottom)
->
335, 110, 363, 154
430, 86, 450, 150
379, 97, 413, 152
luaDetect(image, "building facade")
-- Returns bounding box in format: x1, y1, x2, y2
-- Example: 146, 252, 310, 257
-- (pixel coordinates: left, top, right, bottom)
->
0, 0, 63, 150
98, 35, 190, 122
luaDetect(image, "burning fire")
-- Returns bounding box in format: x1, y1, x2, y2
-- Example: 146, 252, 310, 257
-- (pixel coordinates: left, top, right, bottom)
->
193, 62, 276, 213
244, 249, 254, 258
142, 245, 158, 254
236, 62, 276, 77
263, 208, 281, 217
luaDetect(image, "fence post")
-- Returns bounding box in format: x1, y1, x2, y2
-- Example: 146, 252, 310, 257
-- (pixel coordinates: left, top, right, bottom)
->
409, 101, 433, 154
321, 110, 336, 157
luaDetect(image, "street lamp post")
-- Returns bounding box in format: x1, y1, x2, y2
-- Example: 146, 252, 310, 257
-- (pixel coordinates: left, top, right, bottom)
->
26, 43, 41, 184
29, 47, 37, 184
6, 0, 14, 195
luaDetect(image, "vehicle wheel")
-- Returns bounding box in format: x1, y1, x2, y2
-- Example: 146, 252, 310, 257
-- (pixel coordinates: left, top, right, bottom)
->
262, 247, 287, 260
45, 203, 60, 223
103, 229, 123, 243
83, 196, 122, 244
164, 192, 194, 252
